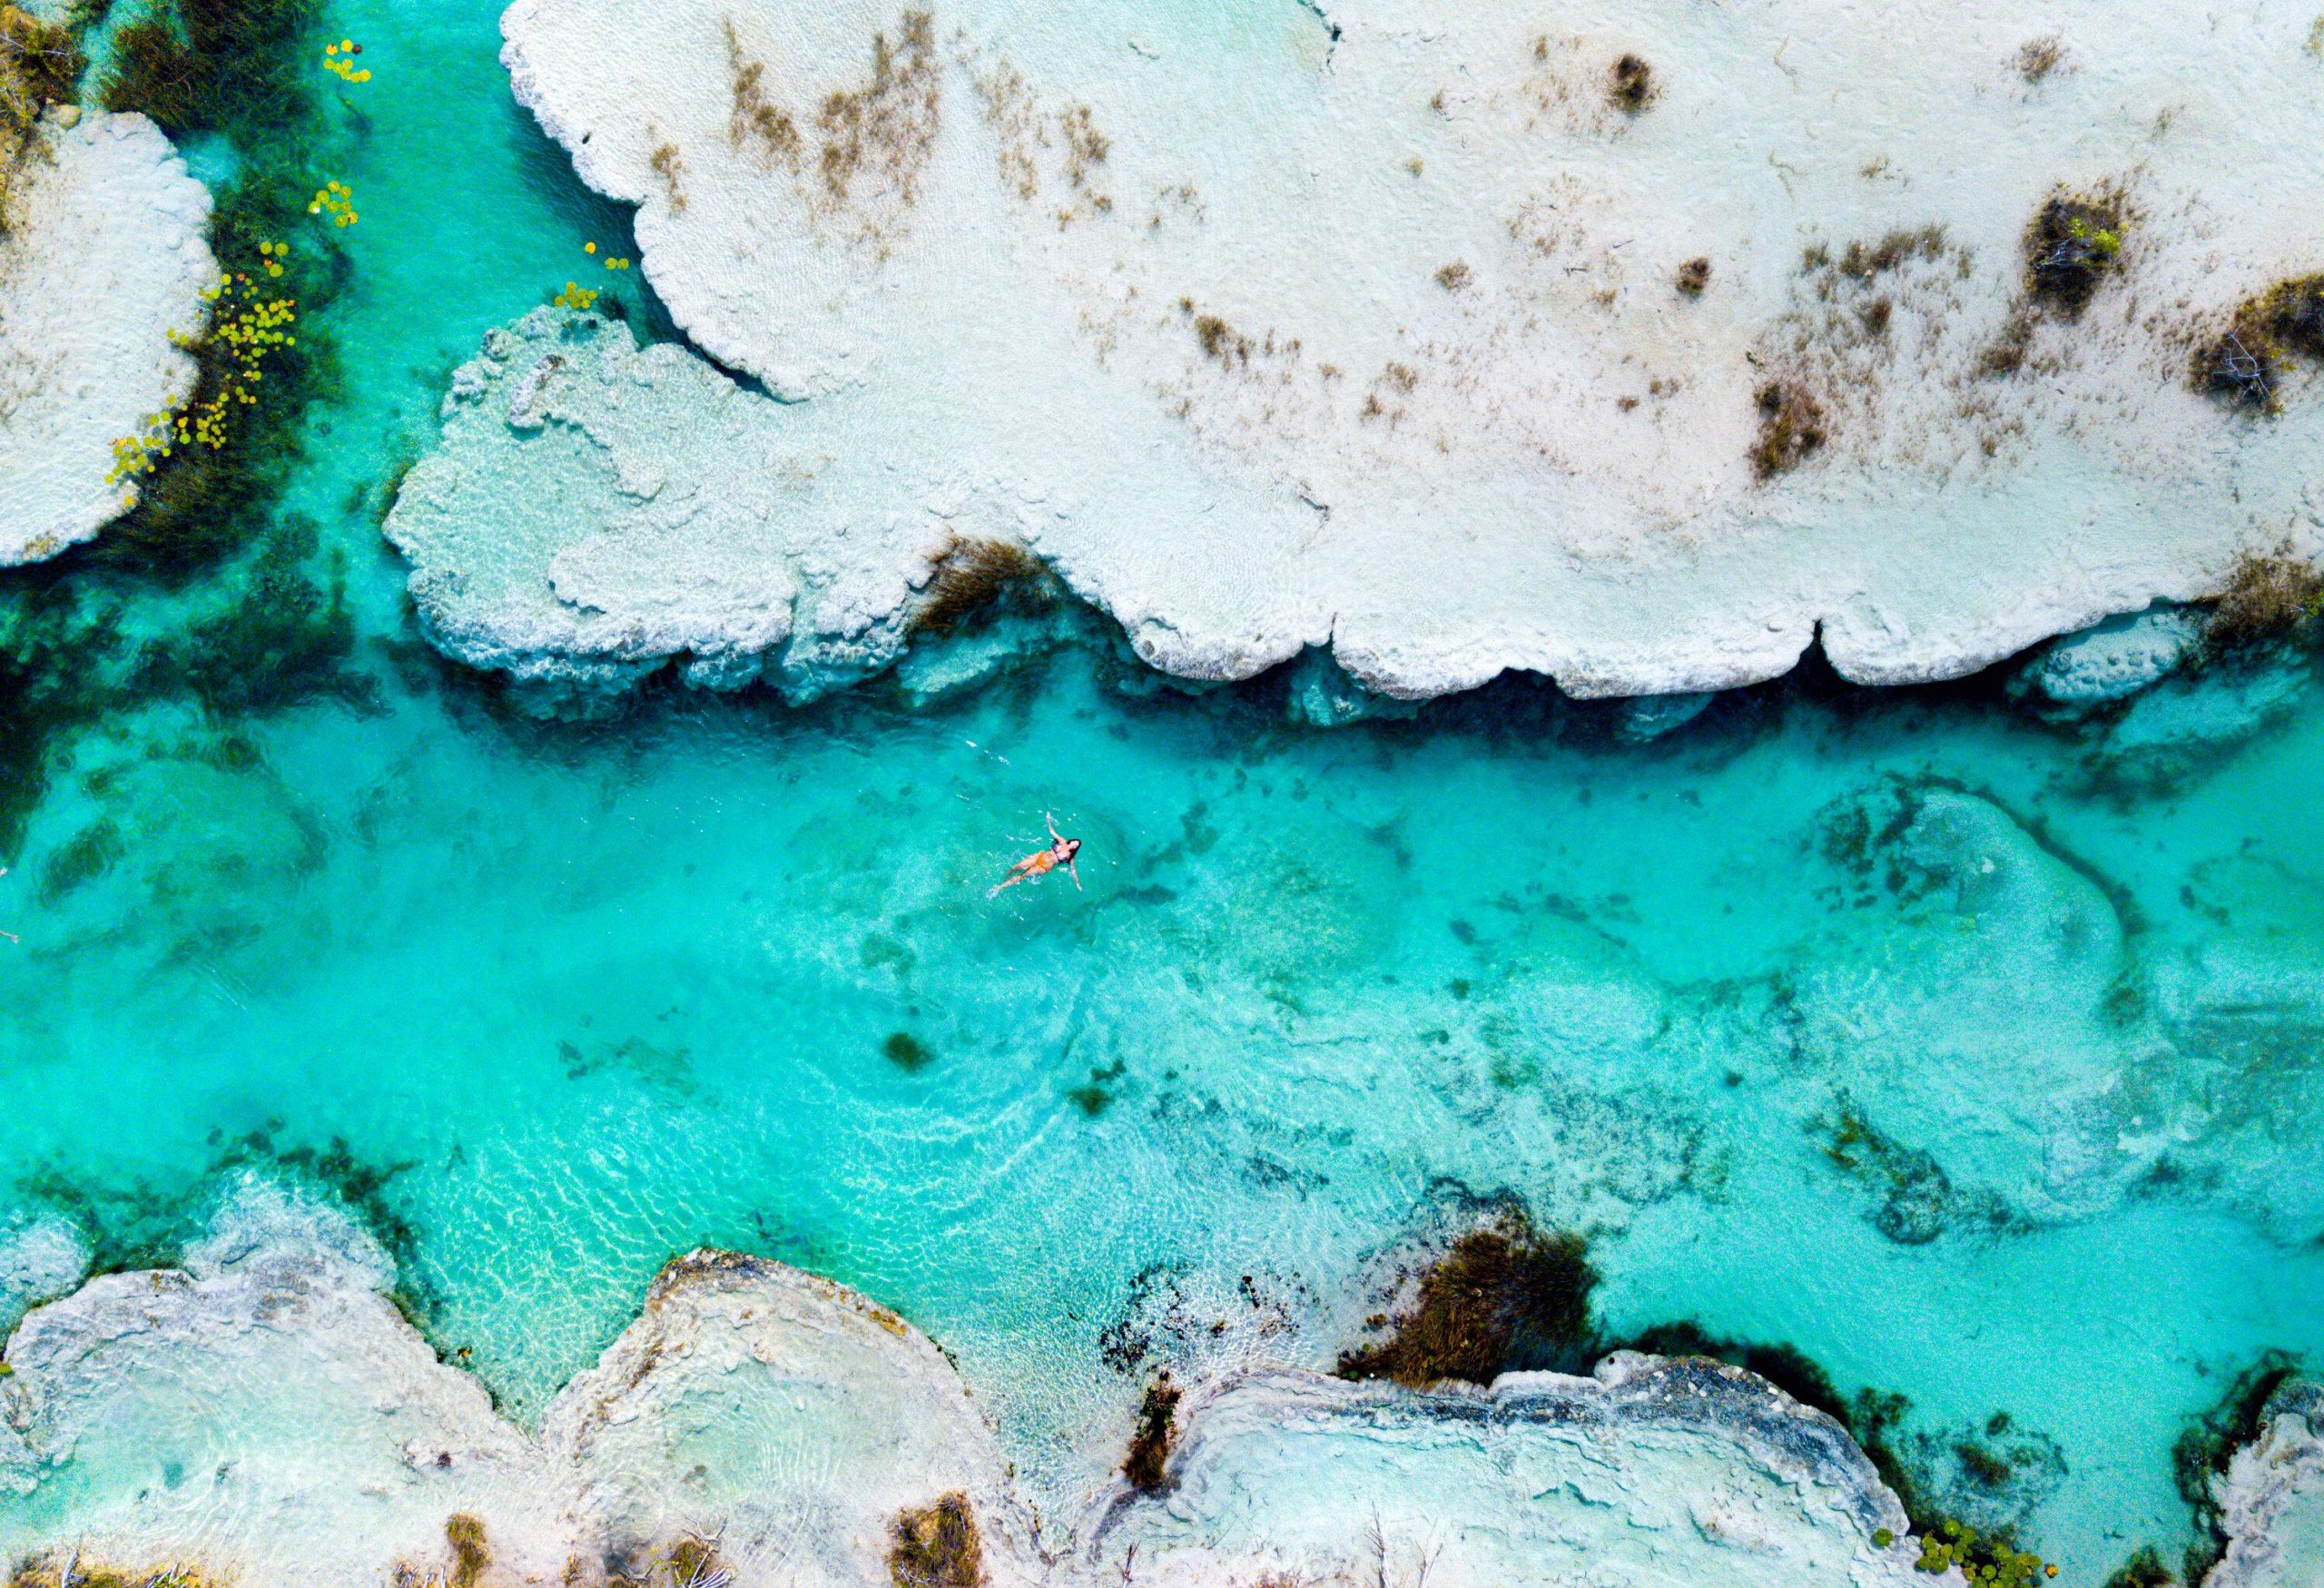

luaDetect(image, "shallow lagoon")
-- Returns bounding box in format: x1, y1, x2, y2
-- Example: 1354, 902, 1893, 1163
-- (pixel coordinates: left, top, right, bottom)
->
4, 0, 2323, 1582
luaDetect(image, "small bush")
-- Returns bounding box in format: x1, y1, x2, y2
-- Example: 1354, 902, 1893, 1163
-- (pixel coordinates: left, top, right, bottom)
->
2024, 192, 2125, 316
2196, 274, 2324, 413
889, 1494, 984, 1588
1748, 380, 1827, 480
1433, 261, 1471, 291
1674, 256, 1711, 295
1337, 1210, 1597, 1387
912, 536, 1044, 636
2203, 547, 2324, 650
1122, 1373, 1181, 1492
1608, 53, 1654, 112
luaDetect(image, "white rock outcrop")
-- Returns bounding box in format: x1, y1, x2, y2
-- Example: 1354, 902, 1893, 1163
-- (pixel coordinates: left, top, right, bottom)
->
3, 1186, 1936, 1588
1094, 1356, 1925, 1588
477, 0, 2324, 700
0, 107, 215, 566
2205, 1381, 2324, 1588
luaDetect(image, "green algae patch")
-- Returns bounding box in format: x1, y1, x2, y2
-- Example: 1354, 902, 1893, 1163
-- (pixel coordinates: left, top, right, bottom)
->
1338, 1210, 1596, 1386
888, 1493, 984, 1588
1122, 1371, 1181, 1493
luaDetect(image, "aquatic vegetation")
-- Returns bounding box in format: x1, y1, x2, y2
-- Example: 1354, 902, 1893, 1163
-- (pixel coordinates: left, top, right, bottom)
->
102, 0, 325, 145
1815, 1095, 2012, 1245
2024, 192, 2126, 316
308, 179, 356, 226
109, 255, 300, 485
912, 535, 1046, 636
35, 818, 123, 905
882, 1031, 933, 1071
1675, 255, 1711, 295
887, 1494, 983, 1588
1748, 380, 1827, 480
1912, 1517, 2058, 1584
553, 280, 599, 310
1608, 52, 1656, 113
2201, 547, 2324, 652
320, 36, 369, 84
1337, 1209, 1597, 1387
2196, 274, 2324, 413
2100, 1547, 2173, 1588
584, 240, 630, 270
444, 1514, 489, 1588
1121, 1371, 1180, 1492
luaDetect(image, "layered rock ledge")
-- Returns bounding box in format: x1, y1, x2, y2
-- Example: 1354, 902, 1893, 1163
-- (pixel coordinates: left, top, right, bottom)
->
0, 106, 215, 566
464, 0, 2324, 700
3, 1185, 1936, 1588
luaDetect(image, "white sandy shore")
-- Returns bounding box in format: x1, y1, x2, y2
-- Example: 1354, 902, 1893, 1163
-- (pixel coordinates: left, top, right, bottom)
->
0, 107, 215, 567
461, 0, 2324, 700
2, 1185, 1937, 1587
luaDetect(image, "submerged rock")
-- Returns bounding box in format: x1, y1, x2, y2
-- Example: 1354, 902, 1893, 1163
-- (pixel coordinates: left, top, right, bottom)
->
2020, 606, 2204, 709
491, 0, 2323, 701
2206, 1379, 2324, 1588
0, 107, 216, 566
1093, 1356, 1921, 1587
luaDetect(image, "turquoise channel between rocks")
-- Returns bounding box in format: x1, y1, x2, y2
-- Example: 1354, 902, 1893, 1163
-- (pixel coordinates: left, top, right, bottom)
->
3, 0, 2321, 1583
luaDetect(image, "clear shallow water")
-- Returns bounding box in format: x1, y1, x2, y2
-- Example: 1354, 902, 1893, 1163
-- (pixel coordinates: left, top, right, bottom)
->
3, 0, 2323, 1582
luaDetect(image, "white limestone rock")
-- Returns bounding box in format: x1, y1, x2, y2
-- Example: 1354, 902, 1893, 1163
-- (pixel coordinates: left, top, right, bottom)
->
384, 309, 1000, 701
0, 108, 215, 566
492, 0, 2324, 701
2206, 1381, 2324, 1588
543, 1248, 1040, 1588
1090, 1354, 1926, 1588
0, 1179, 573, 1585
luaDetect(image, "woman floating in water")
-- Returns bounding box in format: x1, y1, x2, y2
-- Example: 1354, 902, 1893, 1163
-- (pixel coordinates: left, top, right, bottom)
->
989, 814, 1081, 898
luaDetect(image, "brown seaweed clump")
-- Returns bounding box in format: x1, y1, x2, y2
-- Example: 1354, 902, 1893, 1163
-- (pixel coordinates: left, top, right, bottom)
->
889, 1493, 986, 1588
2196, 274, 2324, 413
2024, 191, 2126, 316
2202, 545, 2324, 650
911, 536, 1046, 636
1337, 1210, 1598, 1388
1121, 1372, 1182, 1493
1674, 256, 1711, 296
1748, 380, 1827, 481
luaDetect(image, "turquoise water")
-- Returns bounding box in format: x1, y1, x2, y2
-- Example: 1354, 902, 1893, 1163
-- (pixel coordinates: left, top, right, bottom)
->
4, 1, 2323, 1582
